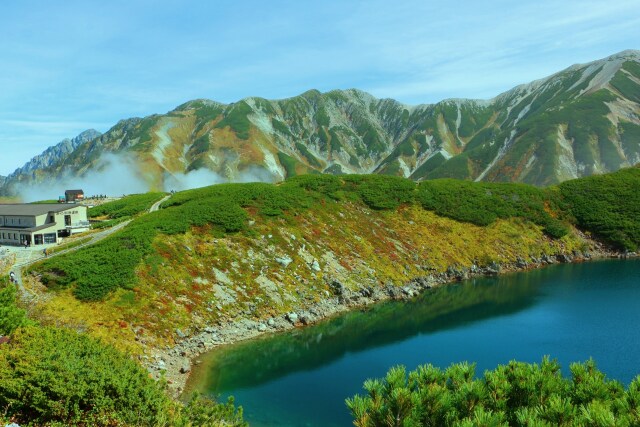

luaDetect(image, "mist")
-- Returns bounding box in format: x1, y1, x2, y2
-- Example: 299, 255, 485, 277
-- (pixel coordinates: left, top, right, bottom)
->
17, 153, 149, 202
164, 165, 277, 191
14, 153, 278, 202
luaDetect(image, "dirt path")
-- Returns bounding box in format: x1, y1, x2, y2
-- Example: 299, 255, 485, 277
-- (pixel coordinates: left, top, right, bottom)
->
149, 195, 170, 212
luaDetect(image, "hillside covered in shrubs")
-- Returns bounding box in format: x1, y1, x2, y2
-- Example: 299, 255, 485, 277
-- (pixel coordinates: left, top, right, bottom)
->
32, 167, 639, 300
18, 168, 638, 355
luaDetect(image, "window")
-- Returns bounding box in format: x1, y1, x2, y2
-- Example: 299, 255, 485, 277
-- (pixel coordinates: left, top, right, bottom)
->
44, 233, 56, 244
65, 215, 71, 226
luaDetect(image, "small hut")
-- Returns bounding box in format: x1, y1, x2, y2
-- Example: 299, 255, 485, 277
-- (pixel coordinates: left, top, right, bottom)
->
65, 189, 84, 203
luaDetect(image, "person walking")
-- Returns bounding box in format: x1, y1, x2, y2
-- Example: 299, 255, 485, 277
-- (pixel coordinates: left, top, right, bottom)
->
42, 248, 48, 257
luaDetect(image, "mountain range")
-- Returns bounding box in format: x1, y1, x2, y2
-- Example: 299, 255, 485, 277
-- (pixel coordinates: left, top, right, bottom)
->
1, 50, 639, 196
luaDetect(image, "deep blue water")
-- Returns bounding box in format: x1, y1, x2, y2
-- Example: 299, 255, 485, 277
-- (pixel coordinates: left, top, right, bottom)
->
187, 259, 640, 426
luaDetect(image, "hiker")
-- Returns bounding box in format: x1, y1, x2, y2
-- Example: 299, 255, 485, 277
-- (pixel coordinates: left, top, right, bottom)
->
9, 271, 15, 283
24, 240, 28, 249
43, 248, 48, 257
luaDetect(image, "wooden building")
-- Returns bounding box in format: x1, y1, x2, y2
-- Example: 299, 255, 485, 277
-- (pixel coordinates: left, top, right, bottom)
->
0, 204, 89, 246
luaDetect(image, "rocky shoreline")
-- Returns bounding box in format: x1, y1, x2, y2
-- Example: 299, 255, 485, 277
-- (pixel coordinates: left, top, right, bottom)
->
147, 246, 637, 397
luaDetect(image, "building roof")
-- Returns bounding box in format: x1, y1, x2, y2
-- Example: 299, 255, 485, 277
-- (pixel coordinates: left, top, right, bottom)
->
0, 203, 81, 217
24, 223, 58, 232
65, 189, 84, 194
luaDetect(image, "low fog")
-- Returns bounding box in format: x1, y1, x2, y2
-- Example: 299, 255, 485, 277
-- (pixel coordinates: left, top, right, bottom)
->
14, 153, 277, 202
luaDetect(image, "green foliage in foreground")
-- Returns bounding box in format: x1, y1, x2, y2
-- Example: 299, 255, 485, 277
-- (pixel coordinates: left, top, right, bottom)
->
32, 168, 639, 300
0, 326, 167, 425
0, 279, 30, 335
347, 357, 640, 427
558, 166, 640, 251
0, 326, 246, 427
88, 192, 166, 219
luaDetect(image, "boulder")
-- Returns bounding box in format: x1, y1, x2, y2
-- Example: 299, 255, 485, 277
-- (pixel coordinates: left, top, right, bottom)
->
286, 312, 299, 323
558, 254, 572, 263
541, 254, 555, 264
275, 255, 293, 268
328, 279, 346, 296
299, 314, 310, 325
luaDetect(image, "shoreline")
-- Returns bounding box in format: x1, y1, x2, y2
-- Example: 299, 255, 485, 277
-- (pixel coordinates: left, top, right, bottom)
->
149, 246, 637, 397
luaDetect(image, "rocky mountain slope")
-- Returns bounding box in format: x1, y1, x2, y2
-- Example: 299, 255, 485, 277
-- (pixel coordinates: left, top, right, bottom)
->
1, 50, 638, 195
2, 129, 101, 188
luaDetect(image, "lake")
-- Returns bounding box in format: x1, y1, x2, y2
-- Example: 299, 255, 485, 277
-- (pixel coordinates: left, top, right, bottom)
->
186, 258, 640, 426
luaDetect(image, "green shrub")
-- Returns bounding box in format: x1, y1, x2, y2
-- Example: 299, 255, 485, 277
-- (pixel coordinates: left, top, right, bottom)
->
0, 326, 170, 426
342, 175, 416, 210
0, 326, 246, 426
0, 279, 30, 335
214, 101, 253, 140
172, 393, 247, 427
417, 179, 569, 237
558, 166, 640, 250
347, 357, 640, 426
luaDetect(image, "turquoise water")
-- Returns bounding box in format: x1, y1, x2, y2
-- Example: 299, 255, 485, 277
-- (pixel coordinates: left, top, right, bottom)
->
188, 259, 640, 426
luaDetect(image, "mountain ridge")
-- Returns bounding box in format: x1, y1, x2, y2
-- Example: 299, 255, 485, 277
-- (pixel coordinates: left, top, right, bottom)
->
1, 50, 639, 196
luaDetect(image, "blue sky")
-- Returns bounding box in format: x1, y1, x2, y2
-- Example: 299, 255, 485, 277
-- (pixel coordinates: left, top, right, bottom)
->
1, 0, 638, 175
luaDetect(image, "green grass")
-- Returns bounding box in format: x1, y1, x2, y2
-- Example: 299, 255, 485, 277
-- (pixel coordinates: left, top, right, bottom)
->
88, 193, 165, 219
273, 118, 293, 137
295, 142, 322, 168
188, 133, 211, 157
29, 199, 59, 204
277, 152, 299, 178
316, 106, 330, 128
610, 67, 640, 103
214, 101, 253, 140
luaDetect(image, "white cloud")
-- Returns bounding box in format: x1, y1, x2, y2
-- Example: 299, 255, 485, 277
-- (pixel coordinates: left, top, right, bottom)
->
16, 153, 150, 202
